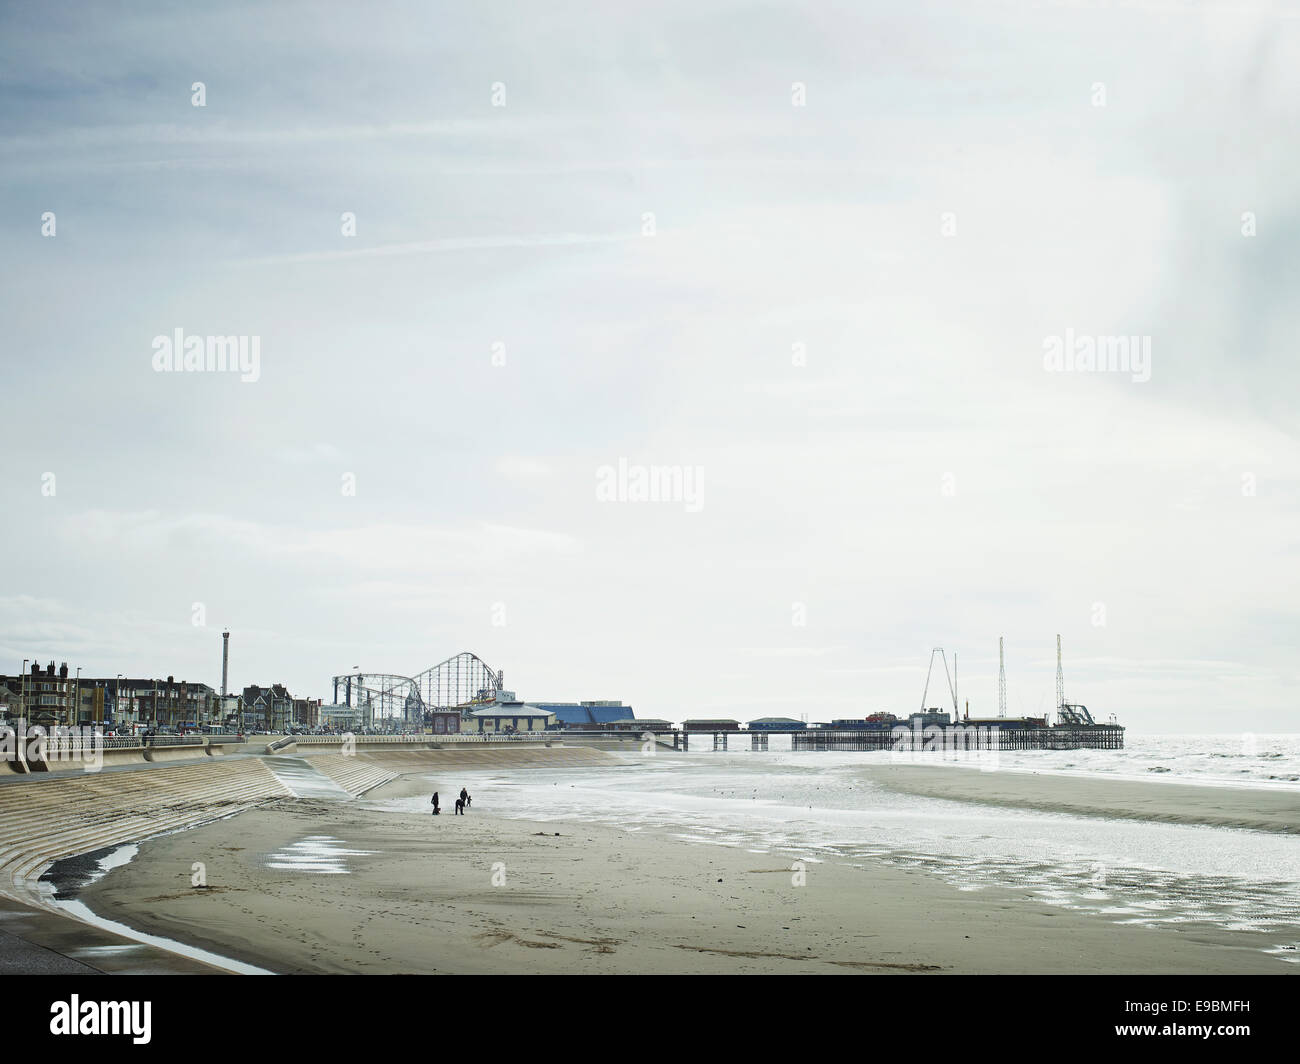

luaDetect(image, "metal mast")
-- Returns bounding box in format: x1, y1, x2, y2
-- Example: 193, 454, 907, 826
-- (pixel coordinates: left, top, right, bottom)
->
998, 636, 1007, 718
1055, 634, 1065, 712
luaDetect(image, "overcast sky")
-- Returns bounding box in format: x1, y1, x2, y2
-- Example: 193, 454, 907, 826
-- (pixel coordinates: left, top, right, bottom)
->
1, 1, 1297, 731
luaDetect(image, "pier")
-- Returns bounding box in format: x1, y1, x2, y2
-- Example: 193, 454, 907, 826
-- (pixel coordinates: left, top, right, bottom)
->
794, 725, 1125, 751
557, 724, 1124, 752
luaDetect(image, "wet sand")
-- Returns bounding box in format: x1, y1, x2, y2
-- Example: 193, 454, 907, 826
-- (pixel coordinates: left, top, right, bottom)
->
861, 764, 1300, 834
75, 771, 1292, 974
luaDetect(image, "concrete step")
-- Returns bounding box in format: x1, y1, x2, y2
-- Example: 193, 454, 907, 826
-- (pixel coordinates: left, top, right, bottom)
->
264, 757, 353, 799
0, 759, 292, 911
302, 754, 398, 797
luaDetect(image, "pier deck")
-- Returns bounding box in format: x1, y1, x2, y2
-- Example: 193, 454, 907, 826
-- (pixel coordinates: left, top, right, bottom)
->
559, 725, 1125, 751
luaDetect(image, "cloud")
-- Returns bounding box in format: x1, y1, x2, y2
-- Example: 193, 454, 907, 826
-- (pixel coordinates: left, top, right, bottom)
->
495, 456, 554, 480
1, 3, 1296, 727
241, 232, 636, 266
57, 510, 582, 572
276, 443, 344, 465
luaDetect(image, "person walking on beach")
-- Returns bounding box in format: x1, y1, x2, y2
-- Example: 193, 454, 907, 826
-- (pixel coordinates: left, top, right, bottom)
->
431, 791, 440, 815
454, 797, 464, 815
464, 791, 472, 809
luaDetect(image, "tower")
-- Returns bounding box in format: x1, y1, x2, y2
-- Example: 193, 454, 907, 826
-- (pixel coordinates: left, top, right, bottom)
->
998, 636, 1007, 718
221, 630, 230, 698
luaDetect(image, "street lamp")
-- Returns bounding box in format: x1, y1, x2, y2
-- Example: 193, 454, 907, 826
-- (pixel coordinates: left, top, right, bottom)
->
74, 667, 81, 727
20, 659, 28, 723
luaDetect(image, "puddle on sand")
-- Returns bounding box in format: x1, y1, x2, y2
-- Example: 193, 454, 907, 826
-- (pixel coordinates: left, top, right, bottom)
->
262, 835, 375, 875
68, 944, 147, 958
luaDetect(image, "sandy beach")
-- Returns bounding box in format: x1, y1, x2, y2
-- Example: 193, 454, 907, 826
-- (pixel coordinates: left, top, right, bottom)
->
861, 764, 1300, 834
72, 758, 1296, 974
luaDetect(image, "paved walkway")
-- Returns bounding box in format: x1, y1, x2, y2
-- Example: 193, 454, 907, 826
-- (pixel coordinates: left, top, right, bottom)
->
0, 897, 220, 974
0, 924, 100, 974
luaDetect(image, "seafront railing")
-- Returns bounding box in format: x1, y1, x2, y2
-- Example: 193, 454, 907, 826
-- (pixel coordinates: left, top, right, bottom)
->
434, 733, 552, 742
5, 732, 244, 753
0, 729, 249, 775
284, 732, 553, 744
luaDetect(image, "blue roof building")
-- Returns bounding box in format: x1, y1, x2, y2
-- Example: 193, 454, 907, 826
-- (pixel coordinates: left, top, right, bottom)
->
532, 701, 634, 728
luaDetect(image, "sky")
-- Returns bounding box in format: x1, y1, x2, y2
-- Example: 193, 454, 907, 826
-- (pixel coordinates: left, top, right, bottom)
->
1, 1, 1297, 732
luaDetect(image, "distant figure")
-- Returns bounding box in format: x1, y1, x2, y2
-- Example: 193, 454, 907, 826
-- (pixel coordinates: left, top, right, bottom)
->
431, 791, 440, 816
454, 798, 465, 815
459, 787, 468, 807
464, 792, 472, 809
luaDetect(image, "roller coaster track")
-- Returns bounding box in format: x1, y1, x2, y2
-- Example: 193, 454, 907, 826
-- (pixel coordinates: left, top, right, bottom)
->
331, 652, 503, 726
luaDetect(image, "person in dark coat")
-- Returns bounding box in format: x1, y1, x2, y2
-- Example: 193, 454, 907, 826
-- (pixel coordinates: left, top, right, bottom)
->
431, 791, 440, 815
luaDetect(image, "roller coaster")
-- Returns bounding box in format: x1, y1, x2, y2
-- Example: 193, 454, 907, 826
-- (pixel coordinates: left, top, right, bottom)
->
331, 652, 503, 728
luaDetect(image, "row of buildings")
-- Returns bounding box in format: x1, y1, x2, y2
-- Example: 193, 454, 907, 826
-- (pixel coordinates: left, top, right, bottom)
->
0, 661, 644, 736
0, 660, 321, 732
0, 662, 954, 735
